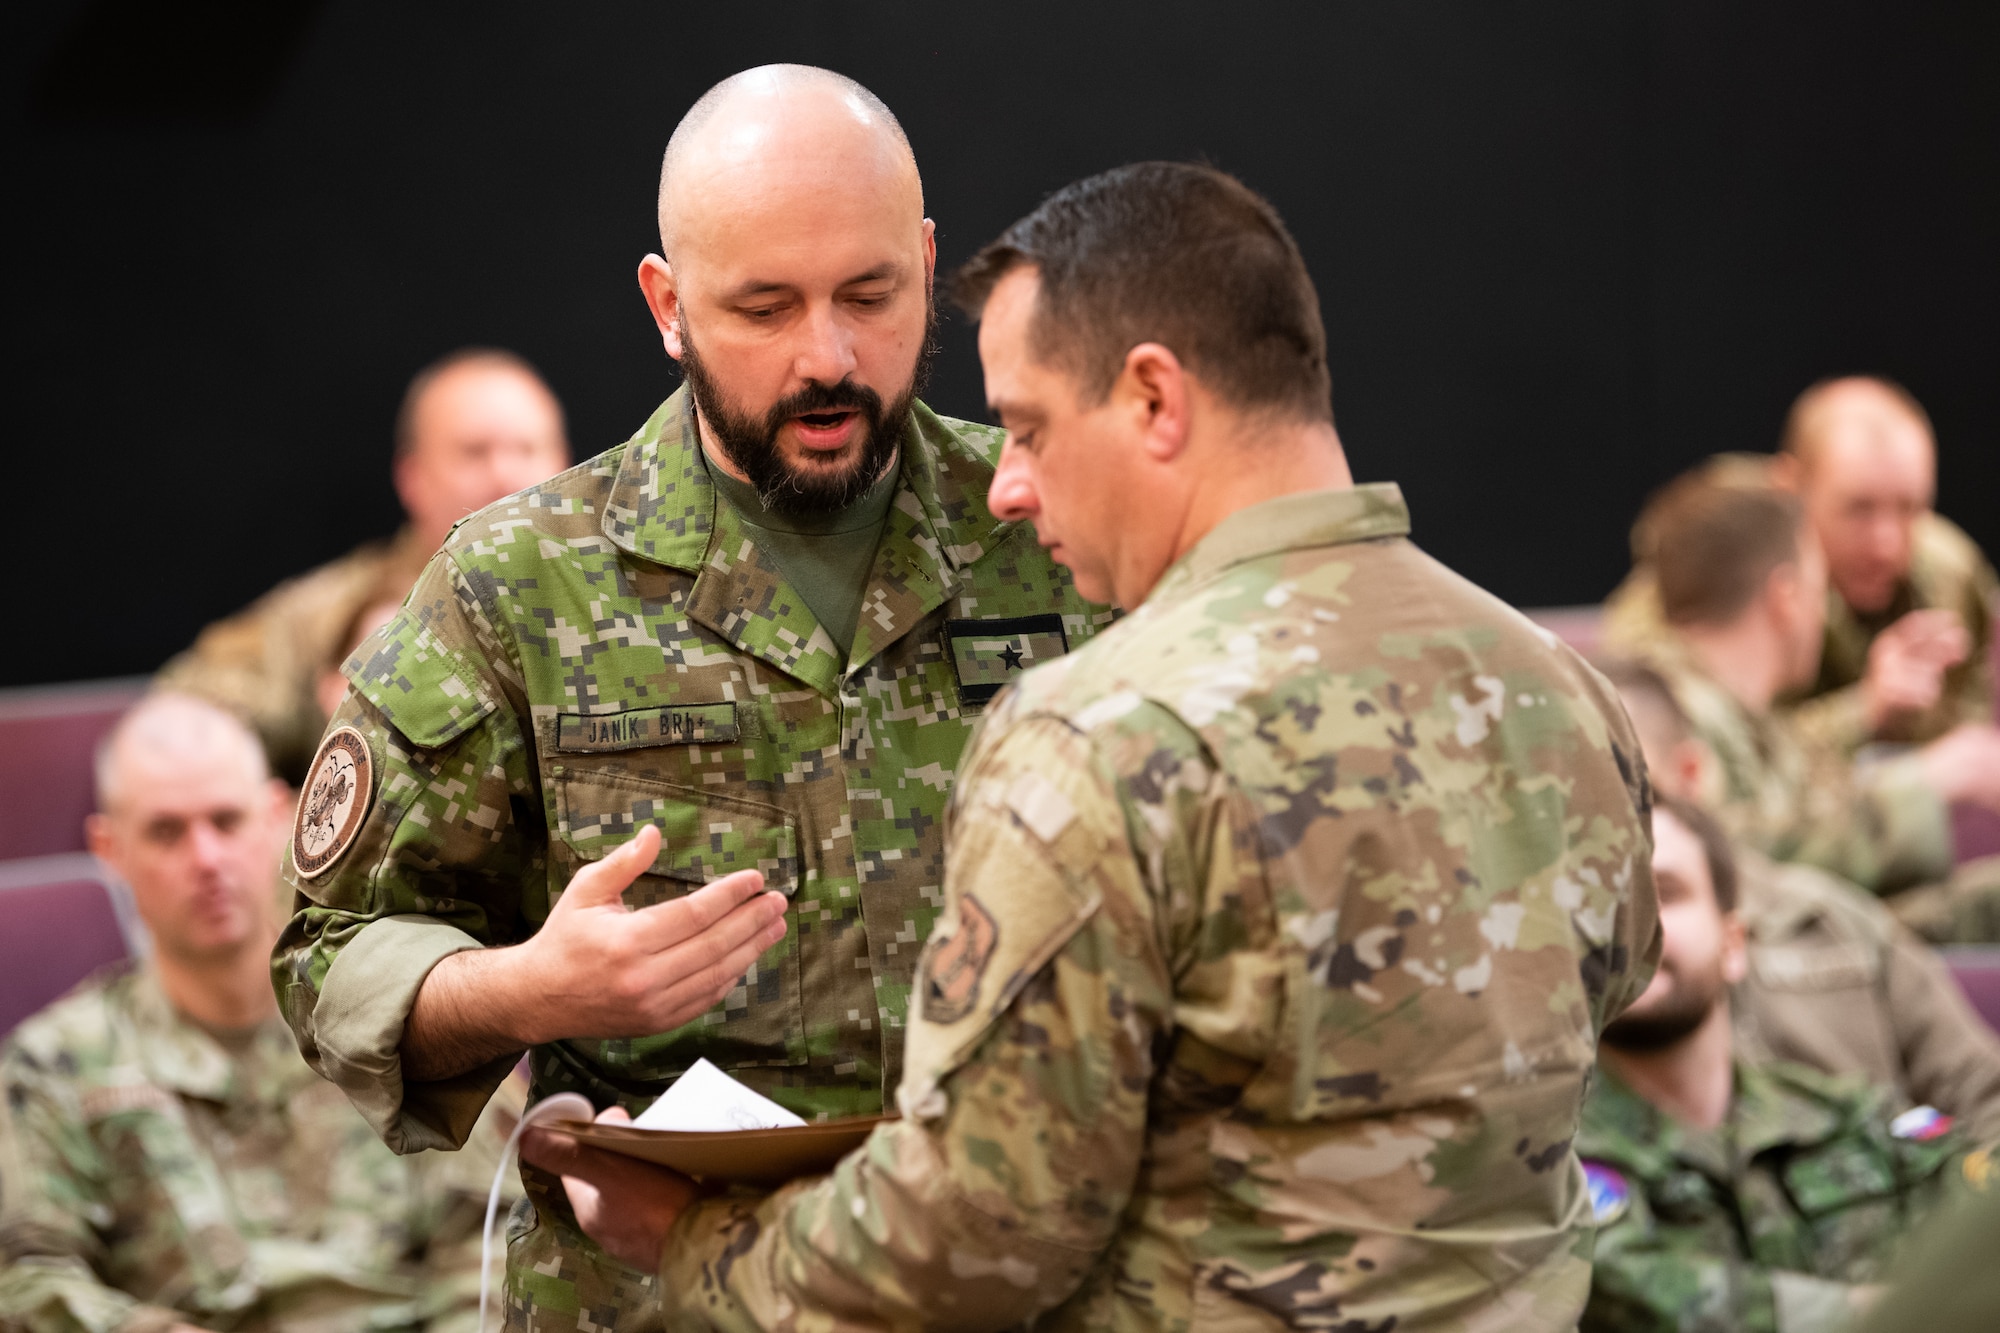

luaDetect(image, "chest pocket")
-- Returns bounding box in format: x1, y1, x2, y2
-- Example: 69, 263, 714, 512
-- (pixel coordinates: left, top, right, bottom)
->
552, 765, 806, 1079
1781, 1139, 1897, 1217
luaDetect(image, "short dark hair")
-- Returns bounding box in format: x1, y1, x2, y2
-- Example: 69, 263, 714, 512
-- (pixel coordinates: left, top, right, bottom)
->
393, 347, 552, 460
1591, 654, 1691, 748
1652, 793, 1738, 914
1642, 472, 1805, 626
953, 162, 1332, 423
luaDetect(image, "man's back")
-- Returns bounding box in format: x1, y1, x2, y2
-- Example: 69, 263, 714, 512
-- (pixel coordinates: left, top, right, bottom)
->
0, 962, 506, 1332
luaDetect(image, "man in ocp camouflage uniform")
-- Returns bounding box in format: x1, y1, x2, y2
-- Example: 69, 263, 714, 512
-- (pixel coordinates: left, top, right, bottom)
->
0, 695, 515, 1333
536, 161, 1659, 1330
271, 66, 1104, 1332
1581, 796, 1985, 1333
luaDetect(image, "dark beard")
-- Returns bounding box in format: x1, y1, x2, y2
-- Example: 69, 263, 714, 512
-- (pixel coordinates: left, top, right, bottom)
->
1600, 969, 1724, 1053
678, 305, 936, 519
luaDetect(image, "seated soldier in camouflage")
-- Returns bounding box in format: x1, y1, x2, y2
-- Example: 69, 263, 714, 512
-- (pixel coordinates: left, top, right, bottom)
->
0, 695, 517, 1333
1596, 656, 2000, 1138
531, 161, 1660, 1331
1603, 376, 1996, 755
1623, 469, 2000, 937
1581, 795, 1988, 1333
159, 348, 571, 784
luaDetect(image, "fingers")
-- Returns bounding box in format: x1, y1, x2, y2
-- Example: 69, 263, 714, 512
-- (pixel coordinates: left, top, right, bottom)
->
551, 824, 663, 913
630, 869, 783, 951
631, 904, 793, 1032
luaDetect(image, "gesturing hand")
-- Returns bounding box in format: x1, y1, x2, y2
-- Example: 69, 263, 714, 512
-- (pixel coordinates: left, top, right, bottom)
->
521, 1104, 700, 1272
400, 825, 791, 1081
1865, 608, 1970, 734
516, 825, 792, 1043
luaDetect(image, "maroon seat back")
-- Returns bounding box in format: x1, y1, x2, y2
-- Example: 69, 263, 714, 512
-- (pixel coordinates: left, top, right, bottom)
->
1944, 948, 2000, 1037
0, 679, 148, 861
0, 863, 133, 1040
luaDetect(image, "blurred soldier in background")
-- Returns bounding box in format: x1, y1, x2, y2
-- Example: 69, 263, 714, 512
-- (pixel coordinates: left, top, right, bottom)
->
0, 694, 517, 1332
537, 160, 1658, 1332
158, 349, 570, 784
1597, 655, 2000, 1136
1580, 796, 1985, 1333
1620, 470, 2000, 934
1604, 376, 1996, 754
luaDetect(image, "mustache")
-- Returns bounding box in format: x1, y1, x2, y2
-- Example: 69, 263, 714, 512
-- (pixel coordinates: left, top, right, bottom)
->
768, 378, 883, 423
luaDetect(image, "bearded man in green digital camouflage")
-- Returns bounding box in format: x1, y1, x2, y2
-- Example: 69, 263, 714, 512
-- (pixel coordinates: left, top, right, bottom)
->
271, 64, 1105, 1333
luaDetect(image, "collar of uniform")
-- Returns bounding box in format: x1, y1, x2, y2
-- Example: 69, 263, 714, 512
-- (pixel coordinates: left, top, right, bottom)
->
129, 966, 311, 1106
601, 388, 1016, 685
1147, 483, 1410, 606
1730, 1059, 1846, 1159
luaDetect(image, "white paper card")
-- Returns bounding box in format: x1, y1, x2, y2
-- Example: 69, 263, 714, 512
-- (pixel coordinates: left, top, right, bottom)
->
633, 1058, 807, 1132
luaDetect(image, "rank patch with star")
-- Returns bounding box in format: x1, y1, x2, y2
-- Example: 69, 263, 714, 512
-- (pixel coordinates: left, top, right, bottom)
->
944, 614, 1069, 706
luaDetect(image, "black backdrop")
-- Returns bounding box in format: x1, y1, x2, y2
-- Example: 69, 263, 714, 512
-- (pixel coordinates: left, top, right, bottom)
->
7, 1, 1996, 688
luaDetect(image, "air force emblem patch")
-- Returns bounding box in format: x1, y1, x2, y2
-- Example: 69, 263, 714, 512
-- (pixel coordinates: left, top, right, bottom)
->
294, 726, 373, 880
922, 894, 999, 1024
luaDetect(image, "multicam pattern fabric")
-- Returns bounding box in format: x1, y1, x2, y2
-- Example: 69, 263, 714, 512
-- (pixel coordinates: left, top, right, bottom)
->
1579, 1058, 1976, 1333
158, 527, 433, 785
1632, 636, 1954, 895
656, 482, 1660, 1331
270, 389, 1106, 1331
1733, 847, 2000, 1139
0, 963, 513, 1333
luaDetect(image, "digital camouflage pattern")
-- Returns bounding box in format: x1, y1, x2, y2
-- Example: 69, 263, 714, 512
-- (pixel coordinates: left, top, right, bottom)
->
270, 388, 1107, 1331
0, 962, 515, 1333
656, 483, 1660, 1331
158, 527, 434, 785
1601, 454, 1997, 754
1733, 846, 2000, 1139
1579, 1058, 1979, 1333
1630, 635, 1954, 895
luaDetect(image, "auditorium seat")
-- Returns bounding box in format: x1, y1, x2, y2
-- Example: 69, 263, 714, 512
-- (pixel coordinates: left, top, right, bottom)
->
0, 677, 148, 861
0, 855, 137, 1040
1943, 948, 2000, 1037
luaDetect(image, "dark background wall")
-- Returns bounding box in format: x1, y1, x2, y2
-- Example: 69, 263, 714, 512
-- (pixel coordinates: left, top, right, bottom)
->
6, 1, 1995, 688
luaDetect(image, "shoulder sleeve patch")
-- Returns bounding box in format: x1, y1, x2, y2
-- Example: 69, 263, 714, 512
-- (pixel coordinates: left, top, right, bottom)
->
343, 610, 497, 749
920, 893, 998, 1025
1582, 1159, 1631, 1225
294, 726, 375, 880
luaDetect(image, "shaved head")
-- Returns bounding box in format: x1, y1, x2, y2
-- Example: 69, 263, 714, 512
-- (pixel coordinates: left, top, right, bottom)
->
1781, 376, 1935, 473
658, 64, 920, 257
97, 693, 268, 815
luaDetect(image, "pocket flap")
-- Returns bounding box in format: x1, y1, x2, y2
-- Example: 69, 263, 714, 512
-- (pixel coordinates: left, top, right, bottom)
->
554, 767, 800, 897
343, 611, 497, 749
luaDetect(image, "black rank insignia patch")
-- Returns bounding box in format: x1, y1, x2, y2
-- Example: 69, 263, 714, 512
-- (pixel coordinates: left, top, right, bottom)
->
945, 614, 1069, 707
922, 893, 999, 1024
294, 726, 374, 880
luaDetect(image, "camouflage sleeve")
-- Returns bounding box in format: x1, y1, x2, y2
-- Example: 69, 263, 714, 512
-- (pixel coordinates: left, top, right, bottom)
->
0, 1046, 184, 1333
656, 707, 1204, 1331
273, 551, 543, 1155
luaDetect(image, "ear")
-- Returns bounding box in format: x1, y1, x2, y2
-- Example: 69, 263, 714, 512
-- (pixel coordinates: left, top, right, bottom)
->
638, 255, 686, 360
85, 812, 115, 869
1767, 451, 1802, 493
1115, 342, 1192, 462
1719, 910, 1749, 986
921, 218, 937, 287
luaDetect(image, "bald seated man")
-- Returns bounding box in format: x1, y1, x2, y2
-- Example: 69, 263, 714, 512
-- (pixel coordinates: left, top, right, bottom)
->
273, 66, 1102, 1331
1604, 376, 1997, 755
159, 348, 571, 784
0, 694, 517, 1331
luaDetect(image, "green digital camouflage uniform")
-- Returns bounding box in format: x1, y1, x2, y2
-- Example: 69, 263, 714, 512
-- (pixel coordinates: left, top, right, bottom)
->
1601, 456, 1997, 755
655, 482, 1660, 1331
270, 389, 1106, 1331
1578, 1058, 1981, 1333
0, 962, 513, 1333
159, 527, 434, 785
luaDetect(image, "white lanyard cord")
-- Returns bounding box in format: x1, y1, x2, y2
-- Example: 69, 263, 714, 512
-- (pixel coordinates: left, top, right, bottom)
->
479, 1092, 596, 1331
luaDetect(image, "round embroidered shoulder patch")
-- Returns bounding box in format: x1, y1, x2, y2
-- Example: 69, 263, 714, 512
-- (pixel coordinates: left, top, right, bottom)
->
1582, 1160, 1631, 1225
294, 726, 374, 879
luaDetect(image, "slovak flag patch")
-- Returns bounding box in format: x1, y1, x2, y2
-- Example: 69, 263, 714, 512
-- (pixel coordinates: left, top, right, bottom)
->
1582, 1159, 1630, 1225
1890, 1105, 1955, 1142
